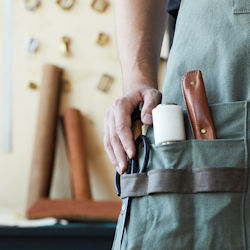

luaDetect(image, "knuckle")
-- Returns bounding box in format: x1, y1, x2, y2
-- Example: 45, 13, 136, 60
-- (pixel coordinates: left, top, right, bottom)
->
114, 97, 126, 109
116, 123, 127, 133
110, 132, 119, 143
103, 137, 111, 149
144, 89, 161, 108
147, 88, 159, 98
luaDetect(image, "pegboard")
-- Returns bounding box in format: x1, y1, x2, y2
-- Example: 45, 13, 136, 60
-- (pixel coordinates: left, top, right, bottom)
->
0, 0, 168, 214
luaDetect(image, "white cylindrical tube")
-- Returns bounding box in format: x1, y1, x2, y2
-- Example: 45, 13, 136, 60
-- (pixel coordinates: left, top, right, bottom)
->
152, 104, 186, 145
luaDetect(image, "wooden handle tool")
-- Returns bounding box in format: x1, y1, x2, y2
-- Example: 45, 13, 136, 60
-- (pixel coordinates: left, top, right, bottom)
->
182, 70, 216, 139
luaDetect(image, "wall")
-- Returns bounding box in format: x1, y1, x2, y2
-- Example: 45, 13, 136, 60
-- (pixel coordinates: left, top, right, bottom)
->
0, 0, 168, 216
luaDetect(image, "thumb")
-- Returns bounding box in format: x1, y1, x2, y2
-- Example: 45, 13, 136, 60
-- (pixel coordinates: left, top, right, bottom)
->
140, 89, 162, 125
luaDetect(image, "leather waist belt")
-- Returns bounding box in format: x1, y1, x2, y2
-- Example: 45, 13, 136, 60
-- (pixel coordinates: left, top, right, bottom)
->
120, 167, 247, 199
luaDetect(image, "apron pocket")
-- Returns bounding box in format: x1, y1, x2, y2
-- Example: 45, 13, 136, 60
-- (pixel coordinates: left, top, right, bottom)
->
151, 138, 246, 171
114, 101, 249, 250
120, 138, 247, 197
139, 138, 247, 250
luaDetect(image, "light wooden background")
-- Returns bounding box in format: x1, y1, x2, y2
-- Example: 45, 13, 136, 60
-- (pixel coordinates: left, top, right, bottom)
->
0, 0, 168, 216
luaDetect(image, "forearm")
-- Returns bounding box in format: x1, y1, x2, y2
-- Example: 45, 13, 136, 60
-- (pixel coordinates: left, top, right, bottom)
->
115, 0, 168, 94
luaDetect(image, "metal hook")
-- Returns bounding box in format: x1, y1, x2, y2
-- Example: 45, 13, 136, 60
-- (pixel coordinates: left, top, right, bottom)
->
59, 36, 71, 57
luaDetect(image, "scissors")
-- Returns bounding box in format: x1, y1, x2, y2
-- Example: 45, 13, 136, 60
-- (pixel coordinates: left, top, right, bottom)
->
115, 134, 150, 246
115, 103, 144, 196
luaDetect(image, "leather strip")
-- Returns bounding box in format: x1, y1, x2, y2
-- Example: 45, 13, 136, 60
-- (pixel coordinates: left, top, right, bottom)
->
120, 167, 247, 198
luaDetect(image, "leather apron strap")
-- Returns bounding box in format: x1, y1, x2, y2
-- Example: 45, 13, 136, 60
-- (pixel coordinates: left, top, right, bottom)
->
120, 167, 247, 199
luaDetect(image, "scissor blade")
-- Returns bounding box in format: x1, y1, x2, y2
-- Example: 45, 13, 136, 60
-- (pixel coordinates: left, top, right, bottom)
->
119, 197, 131, 246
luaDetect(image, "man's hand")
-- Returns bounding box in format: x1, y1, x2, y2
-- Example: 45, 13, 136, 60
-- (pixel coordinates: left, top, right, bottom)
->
104, 87, 161, 175
104, 0, 167, 174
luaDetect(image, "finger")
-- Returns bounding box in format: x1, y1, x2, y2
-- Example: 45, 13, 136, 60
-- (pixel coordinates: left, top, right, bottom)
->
104, 111, 119, 169
114, 100, 136, 160
109, 113, 128, 174
104, 128, 117, 167
141, 89, 162, 125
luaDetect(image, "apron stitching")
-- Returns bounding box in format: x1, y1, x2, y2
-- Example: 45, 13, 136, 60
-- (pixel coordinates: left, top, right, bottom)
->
242, 101, 248, 250
247, 23, 250, 67
141, 196, 149, 250
191, 141, 195, 249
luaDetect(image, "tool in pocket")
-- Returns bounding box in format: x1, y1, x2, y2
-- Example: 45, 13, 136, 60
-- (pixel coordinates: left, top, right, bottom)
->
115, 134, 150, 247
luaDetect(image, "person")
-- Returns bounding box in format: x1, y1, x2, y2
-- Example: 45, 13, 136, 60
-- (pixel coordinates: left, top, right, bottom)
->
104, 0, 250, 249
104, 1, 167, 175
104, 0, 180, 175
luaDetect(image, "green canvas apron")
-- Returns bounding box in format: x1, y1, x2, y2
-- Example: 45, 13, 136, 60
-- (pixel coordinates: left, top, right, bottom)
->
112, 0, 250, 249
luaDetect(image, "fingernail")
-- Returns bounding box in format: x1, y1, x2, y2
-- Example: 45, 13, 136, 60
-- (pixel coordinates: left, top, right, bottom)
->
116, 166, 121, 175
143, 114, 152, 124
119, 162, 124, 173
127, 149, 133, 159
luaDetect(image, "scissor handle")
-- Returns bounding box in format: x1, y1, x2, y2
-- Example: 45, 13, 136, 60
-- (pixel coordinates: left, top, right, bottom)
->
115, 171, 121, 196
115, 158, 133, 196
131, 135, 150, 174
115, 136, 150, 196
114, 103, 148, 197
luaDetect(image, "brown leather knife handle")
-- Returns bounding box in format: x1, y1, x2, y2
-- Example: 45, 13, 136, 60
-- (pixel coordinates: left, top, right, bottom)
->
182, 70, 216, 139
